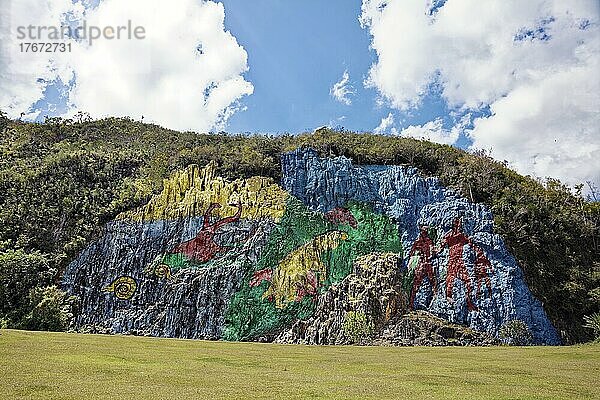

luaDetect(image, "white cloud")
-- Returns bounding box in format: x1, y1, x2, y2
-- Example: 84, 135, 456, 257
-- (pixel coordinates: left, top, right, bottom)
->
330, 70, 354, 105
399, 115, 469, 145
373, 111, 467, 145
374, 112, 398, 135
469, 61, 600, 186
0, 0, 82, 120
0, 0, 253, 132
360, 0, 600, 188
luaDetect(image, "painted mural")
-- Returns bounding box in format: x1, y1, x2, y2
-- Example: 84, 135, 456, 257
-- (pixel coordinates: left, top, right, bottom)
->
406, 226, 437, 309
404, 218, 495, 313
62, 149, 561, 345
102, 276, 137, 300
223, 198, 402, 341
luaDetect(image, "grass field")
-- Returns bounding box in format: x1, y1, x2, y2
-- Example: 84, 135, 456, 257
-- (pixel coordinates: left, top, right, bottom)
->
0, 329, 598, 399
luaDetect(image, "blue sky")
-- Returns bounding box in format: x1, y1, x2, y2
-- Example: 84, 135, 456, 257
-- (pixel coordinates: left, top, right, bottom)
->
222, 0, 379, 134
34, 0, 463, 139
221, 0, 461, 137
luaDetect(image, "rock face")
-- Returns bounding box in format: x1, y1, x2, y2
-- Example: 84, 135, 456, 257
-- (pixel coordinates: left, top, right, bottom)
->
375, 311, 499, 347
276, 253, 406, 345
63, 149, 561, 345
281, 149, 561, 345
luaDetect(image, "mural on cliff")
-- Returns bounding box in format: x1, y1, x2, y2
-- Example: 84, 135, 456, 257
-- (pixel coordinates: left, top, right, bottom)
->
62, 149, 561, 345
223, 199, 402, 341
404, 218, 494, 312
102, 276, 137, 300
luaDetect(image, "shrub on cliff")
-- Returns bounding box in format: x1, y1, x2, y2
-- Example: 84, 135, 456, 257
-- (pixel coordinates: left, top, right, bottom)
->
343, 311, 375, 345
499, 320, 534, 346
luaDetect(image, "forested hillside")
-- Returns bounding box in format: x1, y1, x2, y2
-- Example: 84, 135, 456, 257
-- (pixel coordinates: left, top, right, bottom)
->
0, 113, 598, 343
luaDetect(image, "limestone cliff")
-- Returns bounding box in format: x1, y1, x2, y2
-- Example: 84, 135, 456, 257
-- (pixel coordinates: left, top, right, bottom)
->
281, 148, 560, 344
63, 149, 560, 345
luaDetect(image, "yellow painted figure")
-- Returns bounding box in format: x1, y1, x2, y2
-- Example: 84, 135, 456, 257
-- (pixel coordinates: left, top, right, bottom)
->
264, 231, 348, 308
102, 276, 137, 300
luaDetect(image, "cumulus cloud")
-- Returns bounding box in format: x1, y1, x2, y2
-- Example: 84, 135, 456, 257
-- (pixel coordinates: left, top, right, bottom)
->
0, 0, 253, 132
399, 115, 470, 145
330, 70, 354, 105
360, 0, 600, 187
469, 62, 600, 187
374, 112, 398, 135
0, 0, 81, 120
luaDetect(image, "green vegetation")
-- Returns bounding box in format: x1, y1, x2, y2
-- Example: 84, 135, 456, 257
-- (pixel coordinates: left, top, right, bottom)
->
499, 320, 534, 346
0, 116, 598, 342
0, 249, 72, 330
19, 286, 76, 332
583, 313, 600, 342
343, 311, 375, 344
1, 329, 599, 399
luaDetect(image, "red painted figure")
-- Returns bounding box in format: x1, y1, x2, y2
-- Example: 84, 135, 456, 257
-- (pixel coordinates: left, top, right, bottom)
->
324, 207, 358, 228
249, 268, 273, 287
171, 202, 242, 263
295, 270, 318, 302
408, 226, 437, 309
473, 246, 494, 297
439, 218, 478, 311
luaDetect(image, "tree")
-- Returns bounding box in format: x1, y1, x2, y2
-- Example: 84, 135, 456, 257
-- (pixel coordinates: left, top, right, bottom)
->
21, 286, 77, 331
583, 313, 600, 342
0, 249, 54, 325
499, 320, 534, 346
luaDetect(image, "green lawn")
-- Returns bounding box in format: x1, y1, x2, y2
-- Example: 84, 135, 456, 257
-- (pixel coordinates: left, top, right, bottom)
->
0, 330, 598, 399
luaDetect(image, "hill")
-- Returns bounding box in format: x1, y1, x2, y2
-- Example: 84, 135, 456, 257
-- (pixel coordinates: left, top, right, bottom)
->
0, 114, 598, 343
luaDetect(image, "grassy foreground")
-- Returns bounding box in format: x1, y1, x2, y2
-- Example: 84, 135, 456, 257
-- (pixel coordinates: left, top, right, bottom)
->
0, 330, 598, 400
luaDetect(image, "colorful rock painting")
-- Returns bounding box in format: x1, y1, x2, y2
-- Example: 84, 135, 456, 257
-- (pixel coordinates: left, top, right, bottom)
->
406, 218, 495, 312
249, 268, 273, 288
223, 199, 402, 341
324, 207, 358, 228
407, 226, 437, 308
262, 230, 349, 308
145, 261, 172, 280
439, 218, 478, 311
63, 150, 561, 345
171, 202, 242, 263
102, 276, 137, 300
126, 162, 291, 276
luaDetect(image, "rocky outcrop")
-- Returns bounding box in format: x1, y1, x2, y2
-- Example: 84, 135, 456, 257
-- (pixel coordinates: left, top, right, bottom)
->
281, 149, 561, 345
276, 252, 497, 346
375, 311, 499, 347
276, 253, 407, 345
63, 149, 561, 345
